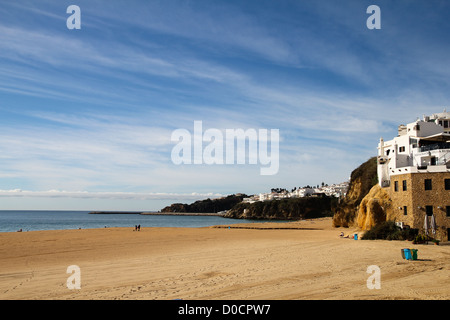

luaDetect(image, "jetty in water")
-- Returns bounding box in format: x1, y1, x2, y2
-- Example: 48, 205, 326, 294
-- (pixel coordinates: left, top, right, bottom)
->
89, 211, 143, 214
89, 211, 225, 217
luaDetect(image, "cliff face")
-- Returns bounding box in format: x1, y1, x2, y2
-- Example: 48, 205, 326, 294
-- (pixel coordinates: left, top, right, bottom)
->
225, 196, 337, 220
332, 157, 378, 228
356, 184, 393, 230
161, 194, 248, 213
161, 203, 188, 213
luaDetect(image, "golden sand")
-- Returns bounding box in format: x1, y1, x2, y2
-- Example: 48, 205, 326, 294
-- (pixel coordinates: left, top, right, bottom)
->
0, 218, 448, 300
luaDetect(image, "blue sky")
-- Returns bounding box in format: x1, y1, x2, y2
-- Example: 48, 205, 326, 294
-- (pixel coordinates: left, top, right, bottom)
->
1, 0, 450, 210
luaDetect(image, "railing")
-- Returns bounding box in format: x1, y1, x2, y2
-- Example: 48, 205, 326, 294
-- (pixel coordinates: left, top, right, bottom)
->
438, 152, 450, 165
419, 142, 450, 152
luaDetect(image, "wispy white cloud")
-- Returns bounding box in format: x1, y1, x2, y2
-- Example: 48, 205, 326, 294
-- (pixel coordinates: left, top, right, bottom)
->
85, 0, 296, 64
0, 189, 223, 201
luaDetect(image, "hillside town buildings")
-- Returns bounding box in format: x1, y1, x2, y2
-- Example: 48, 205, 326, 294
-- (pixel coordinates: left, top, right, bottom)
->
242, 181, 349, 204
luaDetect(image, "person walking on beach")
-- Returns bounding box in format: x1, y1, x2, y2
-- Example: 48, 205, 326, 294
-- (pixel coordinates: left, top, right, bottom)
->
138, 224, 141, 231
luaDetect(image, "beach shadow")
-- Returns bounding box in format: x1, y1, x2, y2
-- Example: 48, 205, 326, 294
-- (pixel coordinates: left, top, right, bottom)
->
415, 259, 433, 261
401, 258, 433, 262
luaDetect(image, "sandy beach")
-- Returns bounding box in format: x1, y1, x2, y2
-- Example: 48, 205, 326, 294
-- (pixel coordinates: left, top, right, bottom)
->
0, 217, 448, 300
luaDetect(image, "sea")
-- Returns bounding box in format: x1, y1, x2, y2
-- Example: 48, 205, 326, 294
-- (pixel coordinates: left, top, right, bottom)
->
0, 210, 255, 233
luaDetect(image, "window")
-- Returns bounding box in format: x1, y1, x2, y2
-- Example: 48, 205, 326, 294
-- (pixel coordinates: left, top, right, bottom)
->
447, 206, 450, 217
404, 206, 408, 216
444, 121, 449, 128
425, 179, 432, 190
426, 206, 433, 217
402, 180, 407, 191
394, 181, 399, 192
399, 146, 405, 152
445, 179, 450, 190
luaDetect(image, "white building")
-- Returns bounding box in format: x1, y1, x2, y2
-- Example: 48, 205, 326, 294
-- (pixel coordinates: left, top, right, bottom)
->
289, 187, 314, 198
322, 183, 349, 198
243, 195, 259, 204
377, 110, 450, 187
259, 193, 274, 201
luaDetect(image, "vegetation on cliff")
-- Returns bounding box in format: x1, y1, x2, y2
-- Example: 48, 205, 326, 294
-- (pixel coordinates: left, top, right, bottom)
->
161, 194, 248, 213
332, 157, 378, 228
224, 196, 338, 220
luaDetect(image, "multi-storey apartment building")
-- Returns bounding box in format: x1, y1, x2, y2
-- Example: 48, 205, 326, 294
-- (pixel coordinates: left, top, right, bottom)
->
377, 111, 450, 241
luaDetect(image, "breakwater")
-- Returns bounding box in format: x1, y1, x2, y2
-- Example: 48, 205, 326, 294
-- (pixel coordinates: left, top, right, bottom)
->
89, 211, 225, 217
89, 211, 143, 214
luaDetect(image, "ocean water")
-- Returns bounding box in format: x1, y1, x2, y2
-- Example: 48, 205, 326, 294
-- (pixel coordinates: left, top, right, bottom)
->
0, 210, 254, 233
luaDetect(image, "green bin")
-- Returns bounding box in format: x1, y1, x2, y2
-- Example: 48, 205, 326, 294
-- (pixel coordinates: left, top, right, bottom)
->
410, 249, 418, 260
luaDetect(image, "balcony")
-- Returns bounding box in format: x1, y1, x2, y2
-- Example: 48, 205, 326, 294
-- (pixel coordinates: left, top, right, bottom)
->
419, 142, 450, 152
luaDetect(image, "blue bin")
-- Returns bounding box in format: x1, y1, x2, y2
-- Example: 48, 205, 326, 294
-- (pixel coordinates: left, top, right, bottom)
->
404, 249, 412, 260
354, 234, 358, 240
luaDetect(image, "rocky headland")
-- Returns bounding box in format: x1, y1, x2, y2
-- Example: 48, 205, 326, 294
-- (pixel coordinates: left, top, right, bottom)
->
332, 156, 393, 230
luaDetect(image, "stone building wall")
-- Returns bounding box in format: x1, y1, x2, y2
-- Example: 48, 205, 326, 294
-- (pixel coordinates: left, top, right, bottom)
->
386, 171, 450, 241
